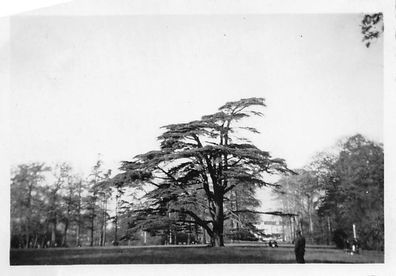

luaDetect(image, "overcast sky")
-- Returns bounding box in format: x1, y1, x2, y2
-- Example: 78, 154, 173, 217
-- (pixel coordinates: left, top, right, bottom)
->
8, 11, 383, 212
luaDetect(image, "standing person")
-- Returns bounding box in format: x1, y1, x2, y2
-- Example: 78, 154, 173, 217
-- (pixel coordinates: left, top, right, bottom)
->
294, 230, 306, 263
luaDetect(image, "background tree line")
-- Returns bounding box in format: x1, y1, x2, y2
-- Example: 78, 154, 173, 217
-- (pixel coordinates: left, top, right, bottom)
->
10, 158, 140, 248
273, 134, 384, 250
10, 157, 271, 249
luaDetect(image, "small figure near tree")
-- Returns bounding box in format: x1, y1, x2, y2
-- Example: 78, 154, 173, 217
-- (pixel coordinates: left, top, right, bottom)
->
294, 230, 306, 263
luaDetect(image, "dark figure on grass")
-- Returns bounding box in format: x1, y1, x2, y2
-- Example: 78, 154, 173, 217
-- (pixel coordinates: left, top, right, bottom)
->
294, 230, 306, 263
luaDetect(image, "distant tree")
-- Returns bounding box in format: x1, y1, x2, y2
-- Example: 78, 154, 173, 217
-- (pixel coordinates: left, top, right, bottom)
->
74, 178, 86, 247
306, 151, 339, 245
60, 173, 82, 247
361, 13, 383, 47
317, 134, 384, 250
226, 183, 262, 234
86, 158, 105, 246
47, 162, 72, 247
10, 163, 50, 248
83, 157, 115, 247
118, 98, 292, 247
274, 169, 321, 243
11, 160, 115, 248
111, 173, 126, 246
94, 169, 112, 246
111, 172, 148, 244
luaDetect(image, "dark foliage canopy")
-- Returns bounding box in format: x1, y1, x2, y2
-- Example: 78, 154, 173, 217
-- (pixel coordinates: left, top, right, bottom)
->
361, 13, 383, 48
116, 98, 292, 246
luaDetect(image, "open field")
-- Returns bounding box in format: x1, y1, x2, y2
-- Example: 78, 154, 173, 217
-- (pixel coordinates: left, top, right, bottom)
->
10, 243, 384, 265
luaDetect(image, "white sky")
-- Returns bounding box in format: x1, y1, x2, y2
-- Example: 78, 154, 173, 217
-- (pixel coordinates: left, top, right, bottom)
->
9, 14, 383, 177
8, 12, 384, 213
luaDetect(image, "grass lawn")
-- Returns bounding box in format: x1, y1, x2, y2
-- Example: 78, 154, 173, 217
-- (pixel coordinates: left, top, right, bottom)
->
10, 243, 384, 265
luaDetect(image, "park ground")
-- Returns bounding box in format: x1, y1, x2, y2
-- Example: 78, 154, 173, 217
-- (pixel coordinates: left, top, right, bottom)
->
10, 243, 384, 265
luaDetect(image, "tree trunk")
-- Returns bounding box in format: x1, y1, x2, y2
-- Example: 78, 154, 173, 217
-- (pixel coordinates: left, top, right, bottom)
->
51, 222, 56, 246
76, 222, 81, 247
299, 218, 304, 235
33, 234, 38, 248
114, 198, 118, 246
100, 199, 105, 246
321, 218, 326, 245
51, 221, 56, 247
212, 231, 223, 247
327, 216, 331, 245
103, 222, 106, 246
100, 220, 104, 246
212, 198, 225, 247
194, 223, 199, 243
187, 222, 191, 245
114, 218, 118, 246
63, 220, 69, 247
291, 216, 296, 242
307, 197, 314, 243
235, 191, 240, 231
103, 198, 107, 246
25, 183, 33, 248
90, 216, 94, 247
25, 219, 30, 248
40, 238, 45, 249
76, 181, 82, 247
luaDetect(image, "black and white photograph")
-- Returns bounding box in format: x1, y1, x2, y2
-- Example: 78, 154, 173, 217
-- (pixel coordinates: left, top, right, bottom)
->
1, 0, 393, 273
